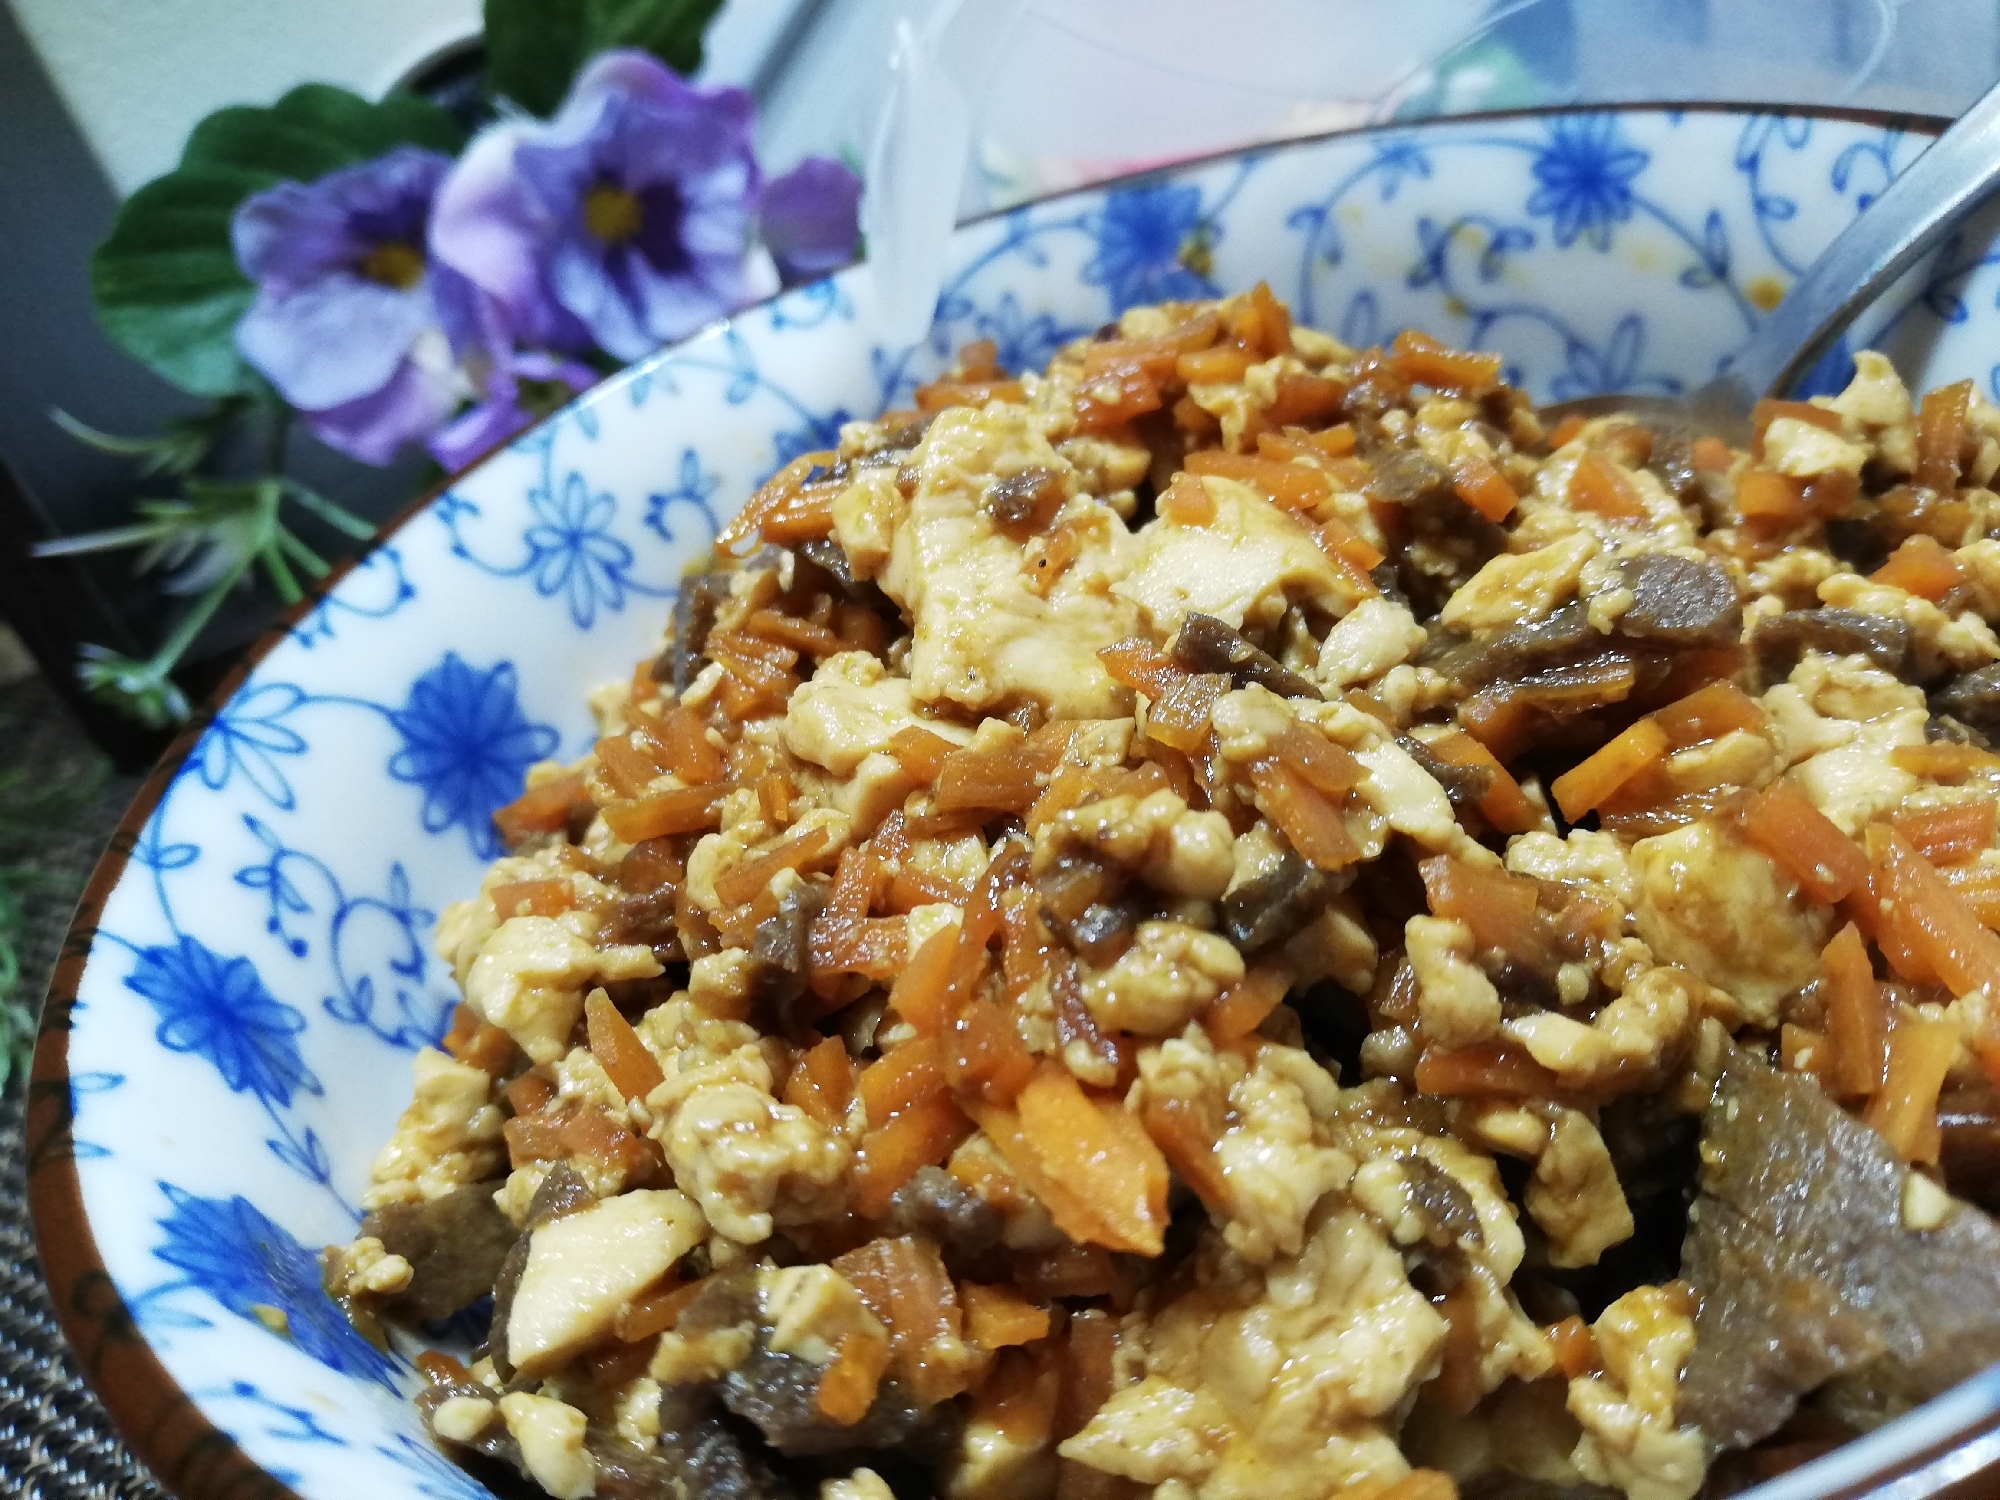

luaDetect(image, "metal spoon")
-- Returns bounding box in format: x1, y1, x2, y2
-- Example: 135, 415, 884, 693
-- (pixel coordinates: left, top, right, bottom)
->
1538, 77, 2000, 441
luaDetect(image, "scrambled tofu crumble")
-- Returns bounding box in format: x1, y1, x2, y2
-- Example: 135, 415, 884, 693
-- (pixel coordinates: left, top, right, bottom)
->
338, 288, 2000, 1500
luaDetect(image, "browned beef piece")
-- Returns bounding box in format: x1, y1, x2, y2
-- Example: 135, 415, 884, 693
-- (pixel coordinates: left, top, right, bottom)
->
1932, 665, 2000, 742
1678, 1047, 2000, 1451
1937, 1081, 2000, 1214
661, 567, 736, 692
1220, 847, 1334, 954
1613, 554, 1741, 648
749, 877, 829, 1033
1398, 735, 1493, 813
1752, 607, 1910, 681
1424, 604, 1598, 692
656, 1384, 803, 1500
1172, 613, 1320, 700
361, 1182, 519, 1321
879, 1165, 1003, 1258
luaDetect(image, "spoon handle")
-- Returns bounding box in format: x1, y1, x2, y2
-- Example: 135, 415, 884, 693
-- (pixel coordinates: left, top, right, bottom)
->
1731, 77, 2000, 401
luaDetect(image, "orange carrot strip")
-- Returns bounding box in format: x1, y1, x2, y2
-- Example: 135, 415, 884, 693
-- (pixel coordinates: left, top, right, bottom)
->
1425, 731, 1538, 834
816, 1331, 893, 1424
1246, 757, 1360, 871
1864, 1009, 1961, 1163
887, 924, 960, 1037
1547, 1316, 1600, 1379
964, 1100, 1122, 1250
493, 771, 585, 845
1915, 378, 1973, 493
944, 1000, 1037, 1108
1879, 828, 2000, 1000
1550, 719, 1669, 822
1450, 452, 1519, 522
1690, 435, 1734, 472
1272, 720, 1364, 796
1419, 856, 1559, 973
1203, 965, 1289, 1043
859, 1038, 949, 1123
1652, 681, 1766, 749
1822, 922, 1887, 1098
885, 725, 959, 784
1314, 515, 1386, 574
1013, 1066, 1167, 1255
1158, 471, 1217, 526
713, 825, 836, 908
1568, 450, 1648, 521
1146, 672, 1230, 754
1781, 1022, 1830, 1078
961, 1283, 1051, 1350
1735, 469, 1810, 524
1740, 777, 1868, 903
1389, 329, 1502, 394
1097, 637, 1186, 699
504, 1070, 555, 1117
935, 743, 1043, 813
614, 1277, 706, 1342
585, 991, 666, 1104
1176, 344, 1259, 384
1141, 1094, 1232, 1213
1752, 398, 1844, 446
783, 1034, 854, 1128
491, 878, 574, 920
853, 1092, 974, 1217
1872, 535, 1967, 601
1892, 798, 1998, 867
1547, 413, 1588, 450
1414, 1039, 1562, 1097
1185, 449, 1330, 511
1892, 743, 2000, 779
602, 782, 732, 842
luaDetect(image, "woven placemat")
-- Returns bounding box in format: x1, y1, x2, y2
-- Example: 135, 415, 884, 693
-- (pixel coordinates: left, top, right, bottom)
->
1, 675, 163, 1500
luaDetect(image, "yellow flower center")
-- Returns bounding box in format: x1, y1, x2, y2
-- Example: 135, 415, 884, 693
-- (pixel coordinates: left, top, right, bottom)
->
584, 184, 644, 245
360, 241, 426, 290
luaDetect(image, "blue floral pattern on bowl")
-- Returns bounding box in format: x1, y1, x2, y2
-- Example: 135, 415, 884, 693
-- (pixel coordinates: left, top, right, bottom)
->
37, 107, 2000, 1500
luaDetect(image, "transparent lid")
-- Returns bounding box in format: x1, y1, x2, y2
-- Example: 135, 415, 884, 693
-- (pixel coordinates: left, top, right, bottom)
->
757, 0, 1993, 216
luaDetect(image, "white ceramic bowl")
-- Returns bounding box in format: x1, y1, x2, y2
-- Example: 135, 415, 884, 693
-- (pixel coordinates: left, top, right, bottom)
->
34, 105, 2000, 1500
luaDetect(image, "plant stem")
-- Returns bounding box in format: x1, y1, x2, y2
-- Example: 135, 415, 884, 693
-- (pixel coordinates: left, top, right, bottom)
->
146, 550, 250, 675
282, 479, 377, 541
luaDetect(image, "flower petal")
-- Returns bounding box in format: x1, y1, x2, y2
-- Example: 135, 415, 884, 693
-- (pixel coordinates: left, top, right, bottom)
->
236, 274, 431, 410
300, 355, 459, 467
759, 157, 862, 283
431, 121, 588, 351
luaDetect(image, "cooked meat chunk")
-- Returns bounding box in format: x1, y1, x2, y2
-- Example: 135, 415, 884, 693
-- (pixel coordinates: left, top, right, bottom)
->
1172, 612, 1321, 699
1221, 847, 1333, 953
1678, 1046, 2000, 1450
1398, 736, 1493, 812
665, 567, 736, 692
879, 1166, 1003, 1258
656, 1383, 803, 1500
361, 1181, 518, 1320
1613, 554, 1741, 648
1752, 606, 1911, 679
1931, 663, 2000, 742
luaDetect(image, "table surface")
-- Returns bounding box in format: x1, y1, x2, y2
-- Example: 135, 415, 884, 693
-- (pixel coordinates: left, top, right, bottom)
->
0, 673, 159, 1500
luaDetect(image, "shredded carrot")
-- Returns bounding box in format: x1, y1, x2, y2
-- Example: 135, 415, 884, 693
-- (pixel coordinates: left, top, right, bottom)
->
1272, 720, 1364, 796
1314, 515, 1387, 575
415, 1351, 471, 1385
917, 376, 1026, 414
1096, 637, 1186, 699
1915, 378, 1973, 493
1782, 1022, 1828, 1078
783, 1034, 854, 1128
584, 990, 666, 1103
1872, 535, 1966, 600
1176, 344, 1259, 385
1653, 681, 1765, 749
614, 1277, 706, 1342
492, 771, 585, 845
1246, 756, 1360, 871
1073, 363, 1160, 431
1145, 672, 1230, 754
1265, 369, 1348, 426
1822, 923, 1887, 1098
1550, 718, 1669, 822
1864, 1008, 1961, 1164
964, 1098, 1122, 1250
1735, 469, 1810, 524
1015, 1066, 1168, 1256
1690, 435, 1735, 472
944, 1000, 1037, 1107
1892, 798, 1997, 867
1547, 412, 1589, 450
1449, 452, 1519, 522
815, 1330, 893, 1424
1419, 856, 1559, 973
1947, 863, 2000, 931
490, 878, 574, 920
1140, 1094, 1231, 1213
1567, 450, 1649, 521
1547, 1316, 1600, 1379
1752, 397, 1845, 448
1890, 742, 2000, 780
961, 1283, 1051, 1350
858, 1038, 949, 1122
1739, 777, 1867, 903
1422, 731, 1538, 834
602, 782, 731, 843
1185, 449, 1331, 511
853, 1091, 974, 1217
1414, 1038, 1562, 1097
887, 923, 960, 1037
504, 1070, 555, 1117
1390, 329, 1502, 394
1203, 964, 1289, 1042
935, 742, 1043, 813
1158, 471, 1217, 526
1877, 827, 2000, 1001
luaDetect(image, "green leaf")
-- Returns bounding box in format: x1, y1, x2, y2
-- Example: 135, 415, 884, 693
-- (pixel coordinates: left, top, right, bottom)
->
91, 85, 467, 397
484, 0, 725, 117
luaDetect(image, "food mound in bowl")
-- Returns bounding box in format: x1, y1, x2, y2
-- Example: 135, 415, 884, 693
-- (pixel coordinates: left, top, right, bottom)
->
333, 285, 2000, 1500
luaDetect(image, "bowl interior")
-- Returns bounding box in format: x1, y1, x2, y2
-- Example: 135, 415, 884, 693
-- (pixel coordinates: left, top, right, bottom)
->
36, 104, 2000, 1500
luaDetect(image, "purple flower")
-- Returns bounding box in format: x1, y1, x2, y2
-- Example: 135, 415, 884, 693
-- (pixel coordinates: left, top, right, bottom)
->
432, 51, 778, 363
233, 147, 472, 465
759, 158, 862, 284
429, 347, 600, 473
